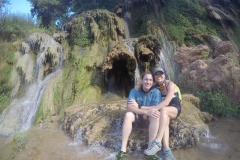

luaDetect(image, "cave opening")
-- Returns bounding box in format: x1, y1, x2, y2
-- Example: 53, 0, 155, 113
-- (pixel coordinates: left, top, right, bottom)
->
106, 57, 135, 97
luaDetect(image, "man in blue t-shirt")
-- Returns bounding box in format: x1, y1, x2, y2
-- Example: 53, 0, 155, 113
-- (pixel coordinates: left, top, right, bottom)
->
117, 71, 162, 159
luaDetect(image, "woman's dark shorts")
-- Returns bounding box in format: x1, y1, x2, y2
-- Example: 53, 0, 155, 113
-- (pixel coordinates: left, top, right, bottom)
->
169, 96, 181, 117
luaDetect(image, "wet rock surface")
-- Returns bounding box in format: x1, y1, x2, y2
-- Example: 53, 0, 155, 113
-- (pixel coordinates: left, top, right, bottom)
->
63, 95, 209, 151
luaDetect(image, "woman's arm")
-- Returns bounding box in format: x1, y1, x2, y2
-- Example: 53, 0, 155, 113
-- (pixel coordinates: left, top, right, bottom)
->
155, 81, 176, 110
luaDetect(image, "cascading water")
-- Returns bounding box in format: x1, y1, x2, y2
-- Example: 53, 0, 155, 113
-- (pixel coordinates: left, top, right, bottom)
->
123, 12, 141, 86
68, 128, 84, 146
122, 8, 180, 81
0, 34, 64, 136
158, 34, 181, 81
158, 49, 177, 80
0, 72, 59, 136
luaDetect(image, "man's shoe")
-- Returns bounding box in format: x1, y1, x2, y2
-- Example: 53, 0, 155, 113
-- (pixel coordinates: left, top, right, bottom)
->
145, 154, 160, 160
116, 151, 126, 160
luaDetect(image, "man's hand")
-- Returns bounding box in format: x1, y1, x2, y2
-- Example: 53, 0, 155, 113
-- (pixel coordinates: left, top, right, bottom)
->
146, 109, 160, 119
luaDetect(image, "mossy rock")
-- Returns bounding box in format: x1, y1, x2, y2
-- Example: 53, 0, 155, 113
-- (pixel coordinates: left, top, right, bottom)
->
65, 9, 126, 47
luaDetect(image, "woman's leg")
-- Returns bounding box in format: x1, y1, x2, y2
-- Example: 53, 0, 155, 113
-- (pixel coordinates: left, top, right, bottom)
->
162, 117, 170, 150
120, 112, 135, 152
155, 107, 177, 142
144, 107, 177, 155
148, 116, 160, 145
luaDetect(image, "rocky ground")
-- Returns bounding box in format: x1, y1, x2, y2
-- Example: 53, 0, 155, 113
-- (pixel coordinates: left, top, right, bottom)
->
63, 94, 213, 152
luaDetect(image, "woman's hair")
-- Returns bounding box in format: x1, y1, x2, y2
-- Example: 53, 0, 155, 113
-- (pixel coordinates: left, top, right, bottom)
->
141, 71, 152, 79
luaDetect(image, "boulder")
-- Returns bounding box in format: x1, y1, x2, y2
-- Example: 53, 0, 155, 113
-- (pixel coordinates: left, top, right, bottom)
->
174, 45, 210, 69
213, 41, 233, 57
177, 53, 240, 103
63, 94, 209, 151
204, 34, 222, 50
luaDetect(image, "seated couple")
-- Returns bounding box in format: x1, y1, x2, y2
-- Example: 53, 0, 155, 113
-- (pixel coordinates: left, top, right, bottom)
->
117, 67, 181, 160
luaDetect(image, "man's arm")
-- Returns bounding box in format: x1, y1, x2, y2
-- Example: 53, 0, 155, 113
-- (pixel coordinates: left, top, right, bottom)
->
127, 100, 148, 115
127, 89, 150, 115
127, 99, 160, 118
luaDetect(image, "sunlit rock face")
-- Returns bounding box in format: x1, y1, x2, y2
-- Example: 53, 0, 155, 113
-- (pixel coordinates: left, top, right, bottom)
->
65, 9, 126, 47
63, 94, 208, 151
175, 39, 240, 104
0, 33, 63, 136
11, 33, 63, 98
174, 45, 210, 70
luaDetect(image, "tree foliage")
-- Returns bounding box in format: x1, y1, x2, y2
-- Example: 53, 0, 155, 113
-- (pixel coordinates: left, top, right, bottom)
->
71, 0, 123, 14
28, 0, 72, 28
0, 13, 35, 41
0, 0, 9, 12
27, 0, 125, 28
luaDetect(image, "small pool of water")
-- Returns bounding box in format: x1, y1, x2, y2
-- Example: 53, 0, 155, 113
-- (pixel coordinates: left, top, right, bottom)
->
0, 118, 239, 160
174, 118, 240, 160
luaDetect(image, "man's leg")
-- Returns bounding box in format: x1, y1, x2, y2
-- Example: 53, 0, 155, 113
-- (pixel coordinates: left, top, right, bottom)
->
120, 112, 135, 152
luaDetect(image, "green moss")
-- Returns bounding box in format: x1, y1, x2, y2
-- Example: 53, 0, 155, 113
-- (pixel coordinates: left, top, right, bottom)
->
68, 17, 93, 47
35, 101, 44, 124
0, 132, 28, 159
47, 44, 106, 116
65, 10, 125, 47
13, 132, 28, 151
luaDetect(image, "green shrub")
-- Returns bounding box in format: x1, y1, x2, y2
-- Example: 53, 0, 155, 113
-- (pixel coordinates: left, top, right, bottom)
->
0, 41, 17, 63
195, 90, 240, 117
161, 0, 222, 46
0, 64, 12, 113
0, 41, 15, 113
0, 13, 35, 41
165, 24, 186, 45
13, 132, 27, 151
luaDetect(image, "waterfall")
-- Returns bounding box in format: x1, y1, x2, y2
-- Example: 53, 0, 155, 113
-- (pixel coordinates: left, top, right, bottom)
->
159, 50, 167, 72
0, 72, 58, 136
0, 41, 63, 136
158, 34, 181, 81
158, 49, 175, 80
68, 128, 84, 146
123, 12, 141, 86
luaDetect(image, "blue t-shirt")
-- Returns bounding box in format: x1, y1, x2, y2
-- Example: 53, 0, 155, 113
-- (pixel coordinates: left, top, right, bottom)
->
128, 88, 161, 107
